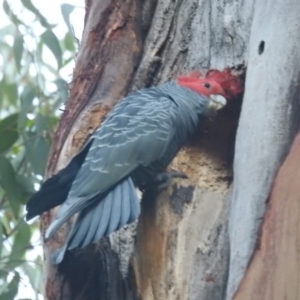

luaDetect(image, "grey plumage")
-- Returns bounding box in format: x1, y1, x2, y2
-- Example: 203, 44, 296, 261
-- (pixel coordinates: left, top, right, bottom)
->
27, 80, 223, 264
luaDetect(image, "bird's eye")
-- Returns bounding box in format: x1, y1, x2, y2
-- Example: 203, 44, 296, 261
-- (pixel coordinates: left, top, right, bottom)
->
203, 82, 211, 89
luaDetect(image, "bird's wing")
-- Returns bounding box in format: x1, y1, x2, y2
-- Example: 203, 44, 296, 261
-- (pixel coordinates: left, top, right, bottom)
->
45, 92, 178, 239
71, 93, 178, 197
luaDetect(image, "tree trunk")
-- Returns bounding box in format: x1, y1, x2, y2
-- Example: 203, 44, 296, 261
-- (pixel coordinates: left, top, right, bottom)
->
226, 0, 300, 298
42, 0, 300, 299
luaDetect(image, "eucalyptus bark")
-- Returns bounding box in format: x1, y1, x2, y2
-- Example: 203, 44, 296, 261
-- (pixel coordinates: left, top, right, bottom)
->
227, 0, 300, 298
41, 0, 300, 299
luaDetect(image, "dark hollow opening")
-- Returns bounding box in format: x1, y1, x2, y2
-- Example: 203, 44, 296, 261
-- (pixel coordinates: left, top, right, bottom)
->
258, 41, 265, 55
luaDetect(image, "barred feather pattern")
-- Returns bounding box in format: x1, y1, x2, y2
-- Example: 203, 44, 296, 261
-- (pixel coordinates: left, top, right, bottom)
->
27, 81, 211, 264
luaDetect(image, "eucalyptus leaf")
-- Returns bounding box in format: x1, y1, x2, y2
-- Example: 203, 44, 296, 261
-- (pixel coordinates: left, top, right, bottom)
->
41, 29, 62, 68
62, 55, 74, 67
16, 174, 35, 201
35, 113, 51, 135
20, 0, 52, 28
0, 24, 15, 36
5, 82, 18, 106
24, 133, 50, 175
18, 86, 36, 129
13, 34, 24, 72
22, 263, 42, 294
0, 78, 18, 107
0, 114, 19, 153
0, 278, 9, 295
0, 272, 19, 299
0, 155, 21, 217
2, 0, 22, 25
63, 32, 75, 52
0, 42, 11, 55
0, 221, 2, 257
7, 220, 31, 269
54, 78, 69, 104
61, 4, 75, 33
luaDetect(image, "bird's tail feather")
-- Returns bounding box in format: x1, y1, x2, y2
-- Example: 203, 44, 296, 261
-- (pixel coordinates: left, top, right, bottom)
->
26, 139, 93, 221
26, 174, 72, 221
51, 177, 140, 264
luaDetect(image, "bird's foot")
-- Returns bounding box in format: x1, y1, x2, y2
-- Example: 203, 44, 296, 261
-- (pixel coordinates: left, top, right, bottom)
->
153, 171, 188, 191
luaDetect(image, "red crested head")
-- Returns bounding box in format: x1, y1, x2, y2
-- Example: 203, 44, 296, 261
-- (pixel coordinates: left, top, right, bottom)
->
206, 68, 243, 99
176, 73, 226, 98
176, 69, 243, 100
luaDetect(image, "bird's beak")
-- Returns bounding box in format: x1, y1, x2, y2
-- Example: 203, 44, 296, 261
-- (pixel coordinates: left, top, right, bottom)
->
207, 94, 227, 113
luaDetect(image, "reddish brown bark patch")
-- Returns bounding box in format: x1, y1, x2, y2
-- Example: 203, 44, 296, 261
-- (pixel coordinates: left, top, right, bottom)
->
233, 132, 300, 300
46, 0, 145, 176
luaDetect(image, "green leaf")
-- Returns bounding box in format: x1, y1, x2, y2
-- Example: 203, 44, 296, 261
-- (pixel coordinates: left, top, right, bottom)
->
22, 263, 42, 293
13, 34, 24, 72
40, 61, 58, 76
16, 174, 35, 203
18, 86, 36, 129
0, 280, 9, 297
0, 221, 3, 258
0, 156, 21, 218
35, 113, 51, 134
8, 220, 31, 267
20, 0, 52, 28
5, 83, 18, 105
0, 114, 19, 153
0, 77, 18, 107
61, 4, 75, 33
54, 78, 68, 103
63, 32, 75, 52
0, 219, 8, 240
62, 56, 74, 68
41, 29, 62, 68
25, 133, 50, 175
0, 272, 20, 300
2, 0, 22, 25
0, 24, 15, 36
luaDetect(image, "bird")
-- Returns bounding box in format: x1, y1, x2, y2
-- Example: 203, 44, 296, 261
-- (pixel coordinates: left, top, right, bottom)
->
26, 70, 238, 264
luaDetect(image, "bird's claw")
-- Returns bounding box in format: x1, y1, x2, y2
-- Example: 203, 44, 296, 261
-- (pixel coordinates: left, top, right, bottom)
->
154, 171, 188, 191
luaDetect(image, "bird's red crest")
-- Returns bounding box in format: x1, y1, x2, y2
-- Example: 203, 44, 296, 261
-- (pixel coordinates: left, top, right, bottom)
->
176, 68, 243, 100
206, 68, 243, 99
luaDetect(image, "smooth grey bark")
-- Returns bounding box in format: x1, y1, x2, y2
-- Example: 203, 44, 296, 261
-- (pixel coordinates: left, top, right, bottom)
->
132, 0, 254, 89
227, 0, 300, 298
